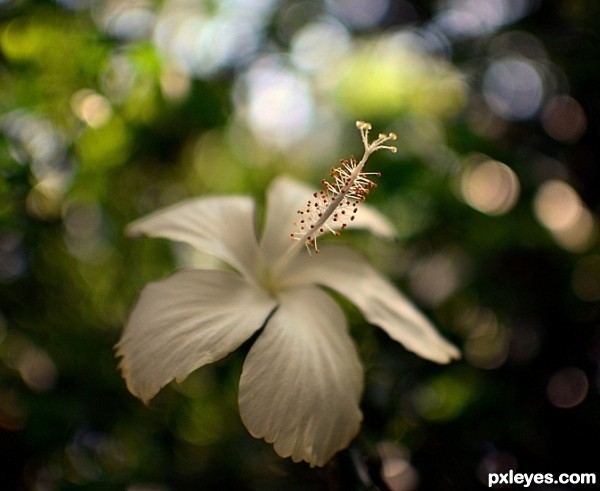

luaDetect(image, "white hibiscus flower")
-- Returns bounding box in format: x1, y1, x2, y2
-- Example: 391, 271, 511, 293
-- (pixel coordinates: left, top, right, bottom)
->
116, 122, 460, 467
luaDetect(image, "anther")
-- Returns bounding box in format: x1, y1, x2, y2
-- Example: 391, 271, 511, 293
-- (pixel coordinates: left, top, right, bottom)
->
290, 120, 396, 253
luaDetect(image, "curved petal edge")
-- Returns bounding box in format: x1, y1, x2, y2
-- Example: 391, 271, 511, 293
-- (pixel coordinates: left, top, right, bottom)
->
116, 269, 277, 403
281, 246, 460, 364
127, 195, 261, 280
238, 286, 363, 467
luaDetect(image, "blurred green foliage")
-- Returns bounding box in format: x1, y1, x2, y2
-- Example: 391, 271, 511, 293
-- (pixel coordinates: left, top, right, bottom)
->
1, 0, 599, 490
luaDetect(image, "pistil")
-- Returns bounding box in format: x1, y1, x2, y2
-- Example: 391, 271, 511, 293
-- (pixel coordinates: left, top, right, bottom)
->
271, 121, 396, 275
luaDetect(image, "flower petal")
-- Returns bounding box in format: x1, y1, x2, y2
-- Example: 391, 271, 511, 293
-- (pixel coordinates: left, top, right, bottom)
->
127, 196, 260, 279
238, 286, 363, 467
260, 176, 314, 262
348, 201, 396, 238
280, 246, 460, 364
117, 269, 277, 403
260, 176, 395, 263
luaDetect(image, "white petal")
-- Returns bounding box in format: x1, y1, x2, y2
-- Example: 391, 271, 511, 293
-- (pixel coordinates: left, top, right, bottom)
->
239, 286, 363, 467
280, 246, 460, 364
260, 176, 396, 263
116, 269, 277, 403
347, 201, 396, 238
260, 176, 313, 262
127, 196, 260, 279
